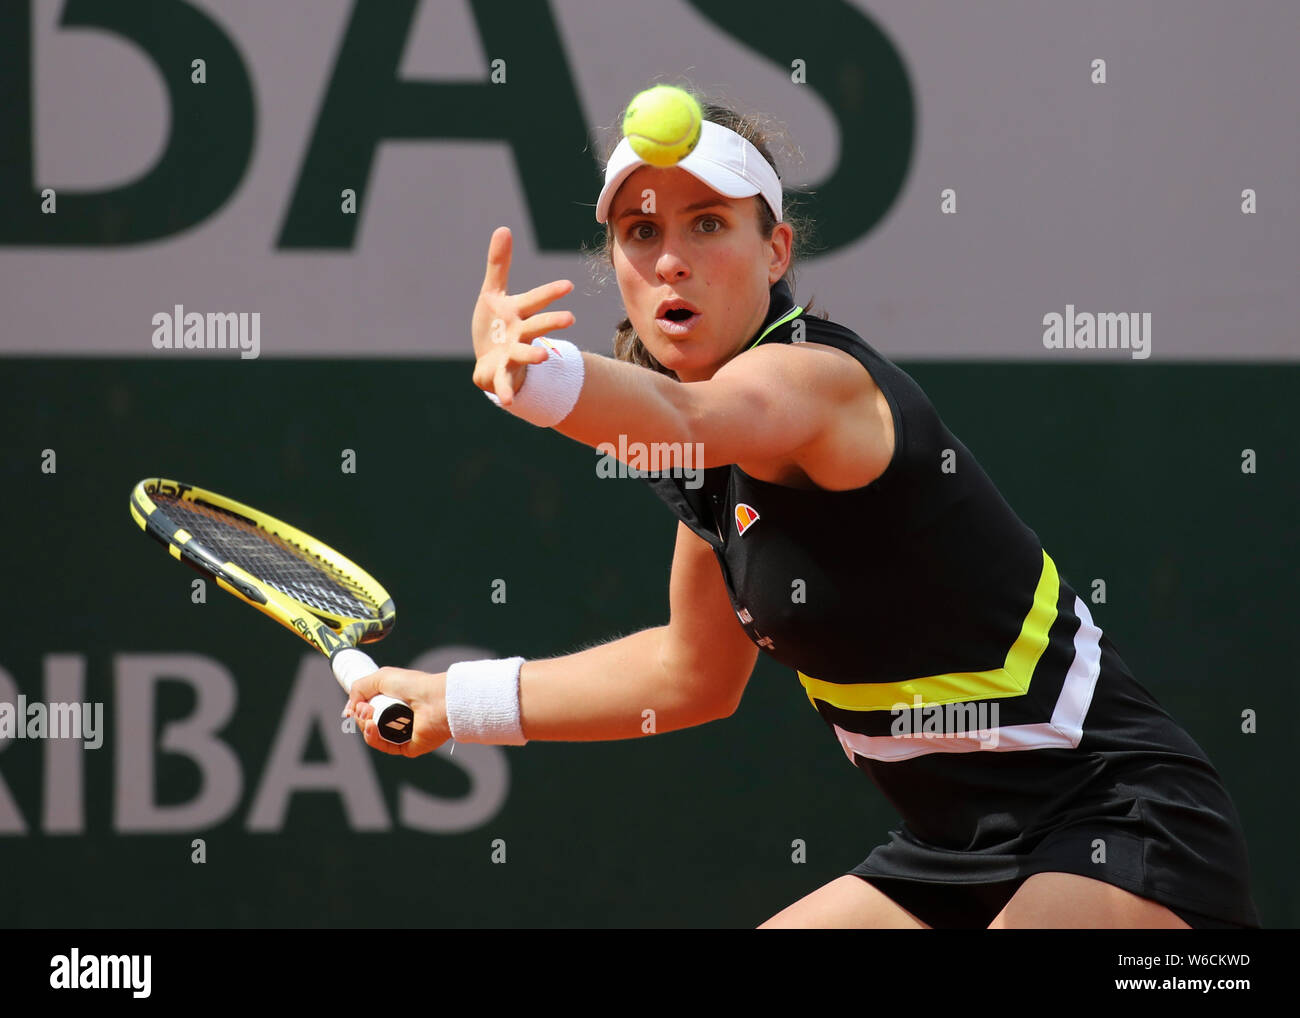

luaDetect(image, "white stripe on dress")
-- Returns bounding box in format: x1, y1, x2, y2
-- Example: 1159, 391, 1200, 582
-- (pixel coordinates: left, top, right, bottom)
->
830, 597, 1103, 763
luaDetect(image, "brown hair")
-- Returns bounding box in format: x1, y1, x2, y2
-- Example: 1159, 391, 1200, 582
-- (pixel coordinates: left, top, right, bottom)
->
587, 91, 819, 379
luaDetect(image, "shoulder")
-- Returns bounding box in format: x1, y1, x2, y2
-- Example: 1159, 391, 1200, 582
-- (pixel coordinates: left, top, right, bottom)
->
717, 335, 881, 407
719, 335, 894, 492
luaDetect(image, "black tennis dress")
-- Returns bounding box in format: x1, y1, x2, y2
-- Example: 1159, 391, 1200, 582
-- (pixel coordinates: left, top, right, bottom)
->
641, 279, 1260, 929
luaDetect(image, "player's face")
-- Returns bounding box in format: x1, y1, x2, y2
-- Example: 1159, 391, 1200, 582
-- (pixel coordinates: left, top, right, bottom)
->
609, 167, 791, 382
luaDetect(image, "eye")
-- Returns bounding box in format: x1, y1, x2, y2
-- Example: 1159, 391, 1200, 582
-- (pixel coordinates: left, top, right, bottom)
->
696, 215, 724, 234
627, 222, 656, 241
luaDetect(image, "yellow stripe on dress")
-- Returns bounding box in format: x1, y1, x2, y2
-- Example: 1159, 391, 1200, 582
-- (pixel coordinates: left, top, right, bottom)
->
798, 549, 1059, 712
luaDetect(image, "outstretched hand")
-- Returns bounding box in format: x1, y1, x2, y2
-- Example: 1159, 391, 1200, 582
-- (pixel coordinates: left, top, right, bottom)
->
471, 226, 576, 404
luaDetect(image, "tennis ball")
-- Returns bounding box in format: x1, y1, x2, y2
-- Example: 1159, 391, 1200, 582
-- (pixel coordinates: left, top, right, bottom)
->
622, 86, 703, 167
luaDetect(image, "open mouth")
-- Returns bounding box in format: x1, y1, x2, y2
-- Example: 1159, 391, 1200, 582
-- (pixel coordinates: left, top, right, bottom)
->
655, 301, 702, 336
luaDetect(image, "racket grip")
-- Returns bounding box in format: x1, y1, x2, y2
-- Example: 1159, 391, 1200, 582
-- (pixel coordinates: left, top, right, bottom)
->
331, 647, 415, 745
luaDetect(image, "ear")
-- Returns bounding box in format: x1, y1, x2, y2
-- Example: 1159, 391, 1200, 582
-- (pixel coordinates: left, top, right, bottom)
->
767, 222, 794, 284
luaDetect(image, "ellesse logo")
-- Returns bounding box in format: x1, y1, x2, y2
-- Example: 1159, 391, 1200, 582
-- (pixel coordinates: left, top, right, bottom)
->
735, 503, 760, 536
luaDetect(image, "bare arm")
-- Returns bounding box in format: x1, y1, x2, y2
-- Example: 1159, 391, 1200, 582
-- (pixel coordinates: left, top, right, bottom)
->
517, 522, 759, 740
346, 521, 757, 754
552, 343, 871, 472
469, 227, 879, 476
513, 627, 688, 741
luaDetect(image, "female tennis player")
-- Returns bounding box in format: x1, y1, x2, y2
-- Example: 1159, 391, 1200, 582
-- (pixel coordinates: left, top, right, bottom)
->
345, 92, 1260, 929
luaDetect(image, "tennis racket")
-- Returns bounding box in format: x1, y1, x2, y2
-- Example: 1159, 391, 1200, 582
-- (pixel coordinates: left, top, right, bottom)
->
128, 477, 414, 744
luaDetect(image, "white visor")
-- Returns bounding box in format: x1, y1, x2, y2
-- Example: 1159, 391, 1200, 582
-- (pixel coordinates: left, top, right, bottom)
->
595, 120, 783, 224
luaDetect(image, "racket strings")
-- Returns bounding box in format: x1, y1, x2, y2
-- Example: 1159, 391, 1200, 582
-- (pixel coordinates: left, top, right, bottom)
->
153, 495, 381, 621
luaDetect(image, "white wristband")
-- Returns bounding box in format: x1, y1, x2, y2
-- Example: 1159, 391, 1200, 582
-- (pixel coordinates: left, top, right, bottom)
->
445, 657, 528, 745
484, 338, 585, 427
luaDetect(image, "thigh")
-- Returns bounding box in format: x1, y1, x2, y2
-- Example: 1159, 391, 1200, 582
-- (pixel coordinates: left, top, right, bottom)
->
988, 872, 1192, 929
758, 875, 931, 929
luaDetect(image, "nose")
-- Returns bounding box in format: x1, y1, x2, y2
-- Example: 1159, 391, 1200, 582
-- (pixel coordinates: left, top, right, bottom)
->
654, 231, 691, 283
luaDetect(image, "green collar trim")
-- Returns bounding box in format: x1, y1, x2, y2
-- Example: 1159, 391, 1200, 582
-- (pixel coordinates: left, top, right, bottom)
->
748, 305, 805, 349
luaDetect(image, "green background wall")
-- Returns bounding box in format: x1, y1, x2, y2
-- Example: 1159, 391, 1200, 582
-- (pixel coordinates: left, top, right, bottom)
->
1, 359, 1293, 927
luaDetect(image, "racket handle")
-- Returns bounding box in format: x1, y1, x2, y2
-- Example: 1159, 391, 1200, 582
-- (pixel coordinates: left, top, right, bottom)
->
331, 647, 415, 745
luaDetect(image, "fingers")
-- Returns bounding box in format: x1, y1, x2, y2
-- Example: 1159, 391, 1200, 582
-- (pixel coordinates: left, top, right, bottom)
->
344, 672, 382, 717
480, 227, 512, 295
475, 232, 573, 398
360, 718, 407, 755
515, 278, 574, 318
471, 359, 495, 393
494, 360, 516, 404
496, 340, 551, 403
359, 716, 440, 757
517, 310, 575, 343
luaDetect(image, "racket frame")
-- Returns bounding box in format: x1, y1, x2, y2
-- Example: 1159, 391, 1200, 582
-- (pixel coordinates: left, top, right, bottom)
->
129, 477, 411, 743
